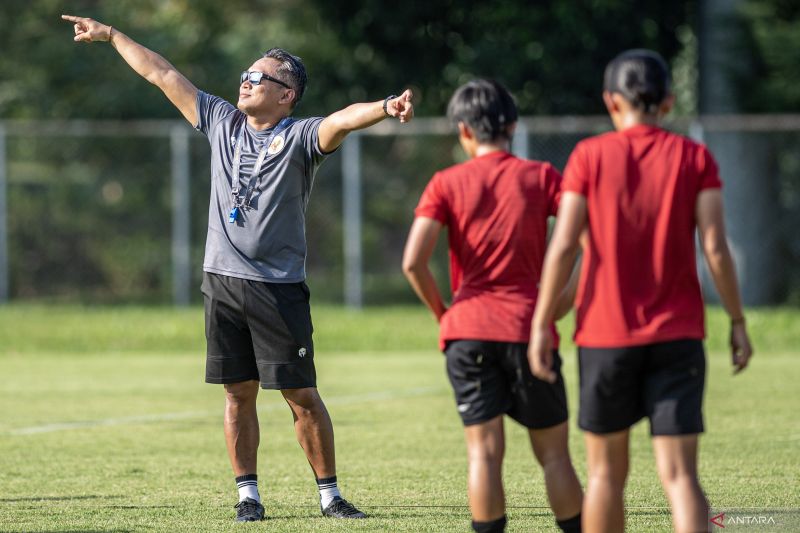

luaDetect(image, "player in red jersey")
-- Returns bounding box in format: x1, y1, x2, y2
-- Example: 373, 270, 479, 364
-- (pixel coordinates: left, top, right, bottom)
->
529, 50, 753, 533
403, 79, 583, 533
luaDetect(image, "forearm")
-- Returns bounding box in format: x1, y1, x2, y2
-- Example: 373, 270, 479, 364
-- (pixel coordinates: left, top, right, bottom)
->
533, 243, 579, 329
109, 29, 180, 87
404, 267, 447, 321
553, 254, 581, 320
705, 245, 746, 320
327, 101, 386, 136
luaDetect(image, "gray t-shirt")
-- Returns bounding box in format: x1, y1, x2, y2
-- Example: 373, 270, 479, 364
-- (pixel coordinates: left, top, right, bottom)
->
195, 91, 329, 282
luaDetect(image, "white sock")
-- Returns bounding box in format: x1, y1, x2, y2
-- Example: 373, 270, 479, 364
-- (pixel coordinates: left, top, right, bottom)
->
317, 476, 341, 508
236, 474, 260, 503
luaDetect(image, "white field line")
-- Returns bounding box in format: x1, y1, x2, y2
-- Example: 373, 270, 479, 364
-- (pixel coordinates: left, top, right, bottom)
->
7, 386, 441, 436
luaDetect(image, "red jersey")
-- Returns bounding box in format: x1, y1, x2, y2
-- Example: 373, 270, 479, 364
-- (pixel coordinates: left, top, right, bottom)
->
562, 125, 722, 347
415, 151, 561, 349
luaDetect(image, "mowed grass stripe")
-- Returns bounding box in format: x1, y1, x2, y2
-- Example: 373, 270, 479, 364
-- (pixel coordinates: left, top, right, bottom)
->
7, 385, 442, 436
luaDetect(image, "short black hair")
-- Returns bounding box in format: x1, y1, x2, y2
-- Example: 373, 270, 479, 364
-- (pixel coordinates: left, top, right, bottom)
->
263, 47, 308, 108
604, 49, 671, 114
447, 79, 518, 143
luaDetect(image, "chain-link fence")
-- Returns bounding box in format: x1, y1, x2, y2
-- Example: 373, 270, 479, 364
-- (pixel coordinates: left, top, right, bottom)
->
1, 115, 798, 306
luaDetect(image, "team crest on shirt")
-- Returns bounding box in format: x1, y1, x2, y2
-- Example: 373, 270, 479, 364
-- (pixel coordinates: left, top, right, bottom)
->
268, 135, 286, 155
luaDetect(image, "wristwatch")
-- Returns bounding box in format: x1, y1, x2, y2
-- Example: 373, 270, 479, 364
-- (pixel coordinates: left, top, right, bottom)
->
383, 94, 398, 117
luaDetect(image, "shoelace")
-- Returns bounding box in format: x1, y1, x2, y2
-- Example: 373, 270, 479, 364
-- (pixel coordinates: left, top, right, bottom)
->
235, 499, 262, 517
328, 499, 361, 516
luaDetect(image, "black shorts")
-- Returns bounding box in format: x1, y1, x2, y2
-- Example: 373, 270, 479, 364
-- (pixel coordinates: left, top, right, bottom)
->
202, 272, 316, 389
578, 339, 706, 436
444, 340, 568, 429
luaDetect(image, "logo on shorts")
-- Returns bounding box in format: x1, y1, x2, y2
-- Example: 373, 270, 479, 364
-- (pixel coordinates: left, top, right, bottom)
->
268, 135, 286, 155
457, 403, 471, 413
298, 347, 307, 358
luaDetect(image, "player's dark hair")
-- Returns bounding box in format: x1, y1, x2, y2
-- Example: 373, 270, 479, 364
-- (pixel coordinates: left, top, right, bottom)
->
447, 79, 518, 143
263, 47, 308, 108
604, 49, 671, 114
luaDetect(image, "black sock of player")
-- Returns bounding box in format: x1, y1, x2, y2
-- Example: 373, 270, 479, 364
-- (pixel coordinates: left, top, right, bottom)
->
556, 512, 582, 533
472, 515, 507, 533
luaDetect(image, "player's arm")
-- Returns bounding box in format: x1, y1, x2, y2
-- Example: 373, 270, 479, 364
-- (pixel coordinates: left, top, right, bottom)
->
553, 252, 581, 320
402, 216, 448, 321
696, 189, 753, 373
317, 90, 413, 153
61, 15, 198, 125
529, 192, 586, 382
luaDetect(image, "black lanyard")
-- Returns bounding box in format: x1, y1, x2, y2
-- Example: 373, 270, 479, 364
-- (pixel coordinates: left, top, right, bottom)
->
229, 116, 294, 223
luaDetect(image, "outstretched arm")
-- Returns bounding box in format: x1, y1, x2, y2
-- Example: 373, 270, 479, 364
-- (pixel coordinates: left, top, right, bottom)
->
402, 216, 448, 321
696, 189, 753, 373
61, 15, 198, 125
318, 90, 413, 153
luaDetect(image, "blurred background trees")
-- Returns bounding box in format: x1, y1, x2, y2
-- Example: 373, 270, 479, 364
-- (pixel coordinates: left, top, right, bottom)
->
1, 0, 798, 304
2, 0, 700, 118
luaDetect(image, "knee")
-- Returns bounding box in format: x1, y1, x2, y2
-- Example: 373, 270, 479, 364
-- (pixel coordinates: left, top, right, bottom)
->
659, 467, 701, 490
225, 381, 259, 406
539, 449, 575, 476
467, 440, 505, 466
283, 389, 326, 418
588, 462, 628, 492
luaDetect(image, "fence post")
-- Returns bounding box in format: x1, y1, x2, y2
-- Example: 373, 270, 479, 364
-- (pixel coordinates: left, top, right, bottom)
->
170, 124, 191, 306
0, 125, 7, 303
342, 133, 363, 309
512, 121, 529, 159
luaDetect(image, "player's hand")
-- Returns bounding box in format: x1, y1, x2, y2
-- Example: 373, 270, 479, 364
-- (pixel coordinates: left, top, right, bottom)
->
62, 15, 113, 43
528, 326, 556, 383
730, 322, 753, 374
387, 90, 414, 123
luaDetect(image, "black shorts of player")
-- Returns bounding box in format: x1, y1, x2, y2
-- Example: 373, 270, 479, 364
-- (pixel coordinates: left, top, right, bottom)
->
444, 340, 568, 429
578, 339, 706, 436
202, 272, 316, 389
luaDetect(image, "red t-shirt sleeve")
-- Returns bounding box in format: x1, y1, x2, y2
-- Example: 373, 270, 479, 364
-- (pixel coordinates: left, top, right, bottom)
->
415, 172, 449, 224
697, 145, 723, 191
541, 163, 563, 216
562, 142, 590, 197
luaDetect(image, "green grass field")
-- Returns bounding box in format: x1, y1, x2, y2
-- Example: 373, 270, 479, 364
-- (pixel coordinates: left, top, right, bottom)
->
1, 305, 798, 532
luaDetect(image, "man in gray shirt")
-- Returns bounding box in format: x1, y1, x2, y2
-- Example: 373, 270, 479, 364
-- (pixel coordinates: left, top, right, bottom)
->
63, 14, 413, 522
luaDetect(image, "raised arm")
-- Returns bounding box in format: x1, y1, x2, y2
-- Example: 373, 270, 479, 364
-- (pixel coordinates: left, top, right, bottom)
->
696, 189, 753, 373
402, 216, 448, 322
61, 15, 198, 125
317, 89, 413, 153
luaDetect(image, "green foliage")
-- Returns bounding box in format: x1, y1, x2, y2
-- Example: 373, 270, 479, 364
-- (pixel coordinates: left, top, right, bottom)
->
740, 0, 800, 112
271, 0, 696, 115
0, 0, 348, 119
0, 0, 695, 119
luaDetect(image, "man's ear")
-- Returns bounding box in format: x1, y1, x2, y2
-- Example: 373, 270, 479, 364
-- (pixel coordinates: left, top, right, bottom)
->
457, 122, 473, 140
602, 91, 619, 114
279, 88, 296, 106
506, 122, 517, 138
659, 93, 676, 117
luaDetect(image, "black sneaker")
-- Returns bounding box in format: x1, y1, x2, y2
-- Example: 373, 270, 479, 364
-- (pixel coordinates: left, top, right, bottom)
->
321, 496, 366, 519
234, 497, 265, 522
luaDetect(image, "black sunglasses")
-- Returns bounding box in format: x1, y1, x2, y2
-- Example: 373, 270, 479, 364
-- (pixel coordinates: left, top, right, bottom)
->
240, 71, 291, 89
